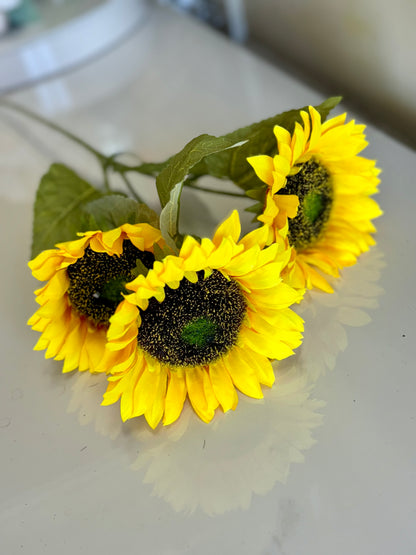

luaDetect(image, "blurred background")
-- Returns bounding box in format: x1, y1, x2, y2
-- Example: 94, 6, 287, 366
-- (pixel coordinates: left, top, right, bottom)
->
0, 0, 415, 147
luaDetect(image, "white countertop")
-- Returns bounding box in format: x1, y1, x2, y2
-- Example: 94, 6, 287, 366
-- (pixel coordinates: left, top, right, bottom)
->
0, 5, 415, 555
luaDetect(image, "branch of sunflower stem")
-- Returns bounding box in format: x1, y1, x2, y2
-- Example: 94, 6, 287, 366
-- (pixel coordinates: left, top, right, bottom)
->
118, 171, 142, 202
183, 179, 247, 198
0, 99, 249, 202
0, 99, 152, 195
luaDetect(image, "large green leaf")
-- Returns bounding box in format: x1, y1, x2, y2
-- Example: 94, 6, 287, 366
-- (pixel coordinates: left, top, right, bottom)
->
84, 195, 159, 231
190, 96, 342, 190
156, 134, 240, 208
31, 164, 103, 258
127, 159, 172, 177
157, 133, 242, 248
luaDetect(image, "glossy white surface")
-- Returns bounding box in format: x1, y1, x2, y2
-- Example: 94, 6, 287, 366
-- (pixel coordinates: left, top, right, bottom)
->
0, 0, 149, 93
0, 6, 415, 554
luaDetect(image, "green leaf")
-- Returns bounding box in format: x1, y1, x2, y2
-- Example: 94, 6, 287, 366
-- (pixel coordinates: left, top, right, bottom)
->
246, 185, 268, 201
156, 134, 240, 208
159, 181, 184, 252
245, 201, 264, 214
153, 242, 174, 262
128, 159, 172, 177
190, 96, 342, 190
156, 133, 242, 247
131, 258, 150, 279
31, 163, 103, 258
84, 195, 137, 230
134, 203, 160, 229
84, 195, 159, 231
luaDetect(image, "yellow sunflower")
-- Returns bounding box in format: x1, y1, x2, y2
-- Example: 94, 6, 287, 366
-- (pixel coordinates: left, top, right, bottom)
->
28, 223, 163, 374
247, 106, 382, 293
101, 210, 304, 428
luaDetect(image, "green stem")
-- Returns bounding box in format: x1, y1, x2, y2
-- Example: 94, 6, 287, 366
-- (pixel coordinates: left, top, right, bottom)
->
184, 181, 247, 198
0, 100, 246, 201
0, 99, 155, 199
0, 99, 169, 179
102, 166, 111, 194
119, 172, 142, 202
110, 159, 168, 177
0, 98, 106, 163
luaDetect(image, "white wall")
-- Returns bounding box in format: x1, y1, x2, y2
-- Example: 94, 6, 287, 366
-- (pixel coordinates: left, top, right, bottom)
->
242, 0, 416, 145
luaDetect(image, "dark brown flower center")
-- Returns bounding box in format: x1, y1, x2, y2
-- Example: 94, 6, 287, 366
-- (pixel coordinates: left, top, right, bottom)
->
281, 158, 333, 250
67, 241, 154, 326
137, 270, 247, 366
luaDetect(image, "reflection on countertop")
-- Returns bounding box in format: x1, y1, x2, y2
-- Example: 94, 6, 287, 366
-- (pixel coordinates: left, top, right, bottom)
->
66, 246, 384, 515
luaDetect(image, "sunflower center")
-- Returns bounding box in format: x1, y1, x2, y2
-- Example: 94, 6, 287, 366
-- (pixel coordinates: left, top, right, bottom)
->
137, 270, 246, 366
283, 158, 333, 250
67, 241, 154, 326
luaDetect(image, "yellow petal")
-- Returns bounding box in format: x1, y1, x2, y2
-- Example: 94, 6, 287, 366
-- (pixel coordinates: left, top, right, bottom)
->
224, 346, 263, 399
296, 258, 334, 293
206, 237, 238, 268
42, 271, 69, 300
276, 194, 299, 218
56, 235, 88, 256
132, 361, 162, 417
28, 251, 65, 281
308, 106, 322, 151
238, 261, 282, 290
212, 210, 241, 246
300, 109, 311, 142
144, 365, 168, 429
243, 348, 275, 387
273, 125, 291, 148
102, 377, 123, 406
242, 327, 296, 360
180, 240, 207, 272
272, 154, 291, 177
292, 121, 307, 161
119, 367, 139, 421
223, 246, 260, 276
163, 369, 187, 426
237, 224, 269, 251
185, 367, 218, 423
209, 359, 238, 412
102, 227, 123, 250
246, 155, 275, 187
84, 326, 107, 372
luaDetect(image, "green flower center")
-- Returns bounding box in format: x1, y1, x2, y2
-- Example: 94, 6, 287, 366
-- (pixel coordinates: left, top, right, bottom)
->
282, 158, 333, 250
137, 270, 247, 367
67, 241, 154, 326
100, 276, 129, 304
181, 318, 218, 348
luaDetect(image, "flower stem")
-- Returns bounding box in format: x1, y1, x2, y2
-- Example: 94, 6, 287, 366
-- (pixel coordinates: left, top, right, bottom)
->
184, 181, 247, 198
119, 172, 143, 202
0, 100, 247, 201
0, 99, 171, 182
102, 166, 111, 194
0, 98, 107, 163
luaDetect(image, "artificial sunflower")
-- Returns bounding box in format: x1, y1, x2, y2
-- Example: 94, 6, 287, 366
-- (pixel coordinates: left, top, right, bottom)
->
28, 223, 163, 373
101, 210, 304, 428
247, 106, 382, 292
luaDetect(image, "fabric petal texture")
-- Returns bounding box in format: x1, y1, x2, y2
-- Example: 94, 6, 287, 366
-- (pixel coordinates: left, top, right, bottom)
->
248, 106, 382, 292
101, 210, 304, 428
28, 223, 163, 374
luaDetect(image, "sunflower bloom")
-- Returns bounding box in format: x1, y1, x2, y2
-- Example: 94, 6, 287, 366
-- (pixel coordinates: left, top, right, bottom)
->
28, 223, 163, 373
101, 211, 304, 428
247, 106, 382, 293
